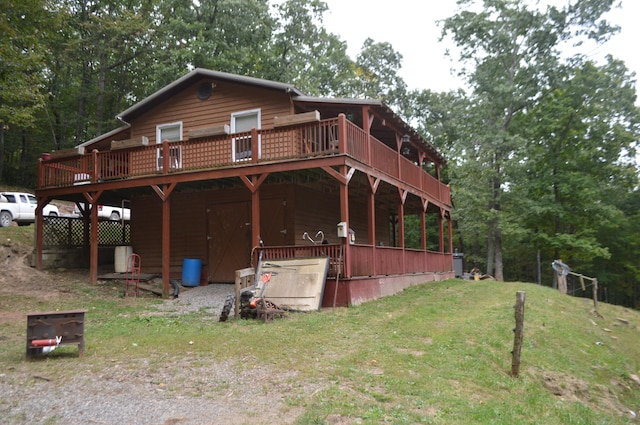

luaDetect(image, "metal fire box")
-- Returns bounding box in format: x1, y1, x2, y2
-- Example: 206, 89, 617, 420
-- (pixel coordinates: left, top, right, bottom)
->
26, 309, 86, 358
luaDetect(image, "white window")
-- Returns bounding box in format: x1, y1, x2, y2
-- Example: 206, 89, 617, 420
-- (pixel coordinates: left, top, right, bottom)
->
231, 109, 261, 161
156, 122, 183, 170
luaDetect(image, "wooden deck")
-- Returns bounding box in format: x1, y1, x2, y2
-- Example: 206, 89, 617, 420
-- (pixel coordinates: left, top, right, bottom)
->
37, 116, 451, 207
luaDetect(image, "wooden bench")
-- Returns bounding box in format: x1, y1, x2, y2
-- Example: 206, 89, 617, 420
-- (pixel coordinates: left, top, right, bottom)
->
26, 309, 86, 358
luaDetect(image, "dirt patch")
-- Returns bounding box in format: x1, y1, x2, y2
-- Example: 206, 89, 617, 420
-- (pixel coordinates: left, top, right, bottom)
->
541, 371, 636, 418
1, 241, 46, 287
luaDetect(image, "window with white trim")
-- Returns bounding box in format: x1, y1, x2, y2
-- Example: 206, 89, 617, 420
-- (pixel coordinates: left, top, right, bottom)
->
156, 122, 183, 170
231, 109, 261, 161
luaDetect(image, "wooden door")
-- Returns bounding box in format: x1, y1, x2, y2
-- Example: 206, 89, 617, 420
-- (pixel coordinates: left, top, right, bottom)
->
260, 197, 287, 246
207, 201, 251, 282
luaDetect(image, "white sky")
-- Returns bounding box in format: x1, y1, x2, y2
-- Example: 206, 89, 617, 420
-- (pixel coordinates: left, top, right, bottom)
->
319, 0, 640, 94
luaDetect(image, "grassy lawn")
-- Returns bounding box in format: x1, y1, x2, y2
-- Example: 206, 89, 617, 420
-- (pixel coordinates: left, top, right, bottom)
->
1, 266, 638, 424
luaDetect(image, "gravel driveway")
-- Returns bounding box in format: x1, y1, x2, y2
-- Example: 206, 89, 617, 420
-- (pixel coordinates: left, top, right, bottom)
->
0, 284, 318, 425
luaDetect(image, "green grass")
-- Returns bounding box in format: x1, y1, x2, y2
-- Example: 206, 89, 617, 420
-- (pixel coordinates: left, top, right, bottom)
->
0, 223, 638, 424
1, 277, 638, 424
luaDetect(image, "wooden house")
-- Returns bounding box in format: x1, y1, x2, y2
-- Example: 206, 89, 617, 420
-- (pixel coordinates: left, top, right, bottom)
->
35, 69, 454, 306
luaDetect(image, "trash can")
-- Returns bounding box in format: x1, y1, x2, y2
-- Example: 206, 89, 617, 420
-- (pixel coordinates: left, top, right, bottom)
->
114, 246, 133, 273
182, 258, 202, 287
453, 252, 464, 278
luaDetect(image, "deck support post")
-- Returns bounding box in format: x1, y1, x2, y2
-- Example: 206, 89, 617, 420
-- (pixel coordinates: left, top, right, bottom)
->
162, 196, 171, 296
397, 195, 405, 273
339, 166, 351, 279
35, 202, 44, 270
251, 183, 261, 247
367, 188, 376, 276
438, 208, 445, 253
90, 200, 99, 283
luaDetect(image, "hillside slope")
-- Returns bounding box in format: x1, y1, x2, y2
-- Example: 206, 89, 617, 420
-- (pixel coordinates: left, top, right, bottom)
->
301, 279, 640, 424
0, 229, 638, 425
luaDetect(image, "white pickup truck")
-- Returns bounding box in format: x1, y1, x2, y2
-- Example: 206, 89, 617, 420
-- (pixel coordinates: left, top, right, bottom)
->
72, 204, 131, 221
0, 192, 60, 227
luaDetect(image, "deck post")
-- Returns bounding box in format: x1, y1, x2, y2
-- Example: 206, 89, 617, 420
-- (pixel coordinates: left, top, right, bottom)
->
251, 128, 259, 163
162, 193, 171, 296
339, 165, 351, 278
251, 183, 261, 246
90, 200, 99, 283
367, 189, 377, 276
439, 208, 445, 253
337, 114, 347, 154
447, 212, 453, 254
398, 197, 405, 273
35, 201, 44, 270
162, 140, 170, 174
362, 105, 372, 163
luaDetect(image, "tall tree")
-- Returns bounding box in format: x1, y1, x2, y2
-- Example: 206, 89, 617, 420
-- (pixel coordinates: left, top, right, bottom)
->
349, 38, 407, 108
440, 0, 620, 280
0, 0, 50, 181
510, 57, 639, 283
268, 0, 355, 96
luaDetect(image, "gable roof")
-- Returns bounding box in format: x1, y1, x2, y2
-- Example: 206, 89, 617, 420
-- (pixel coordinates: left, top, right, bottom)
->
117, 68, 305, 123
110, 68, 444, 164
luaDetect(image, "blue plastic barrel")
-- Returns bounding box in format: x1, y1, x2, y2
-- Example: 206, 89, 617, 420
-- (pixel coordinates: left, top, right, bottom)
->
182, 258, 202, 287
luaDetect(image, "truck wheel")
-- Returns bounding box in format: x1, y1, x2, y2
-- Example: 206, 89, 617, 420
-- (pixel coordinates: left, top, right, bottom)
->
48, 212, 58, 217
0, 211, 12, 228
110, 211, 120, 221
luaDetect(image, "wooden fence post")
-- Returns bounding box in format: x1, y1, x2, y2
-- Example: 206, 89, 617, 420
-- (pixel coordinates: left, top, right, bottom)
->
592, 279, 598, 311
511, 291, 526, 377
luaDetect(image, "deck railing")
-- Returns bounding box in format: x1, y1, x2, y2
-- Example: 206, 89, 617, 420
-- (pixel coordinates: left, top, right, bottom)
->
258, 244, 452, 279
39, 116, 450, 206
256, 244, 344, 277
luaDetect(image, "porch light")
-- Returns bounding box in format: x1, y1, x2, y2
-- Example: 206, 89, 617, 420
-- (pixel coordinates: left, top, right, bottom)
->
401, 134, 411, 156
345, 110, 355, 122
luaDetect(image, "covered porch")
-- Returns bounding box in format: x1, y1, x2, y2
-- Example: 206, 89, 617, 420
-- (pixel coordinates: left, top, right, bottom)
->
35, 114, 454, 305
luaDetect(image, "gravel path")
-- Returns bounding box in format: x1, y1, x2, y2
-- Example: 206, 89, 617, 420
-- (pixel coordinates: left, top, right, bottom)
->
0, 283, 320, 425
1, 358, 308, 425
153, 283, 236, 317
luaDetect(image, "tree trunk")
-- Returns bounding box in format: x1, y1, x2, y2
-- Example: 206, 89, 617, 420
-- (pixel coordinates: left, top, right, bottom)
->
536, 250, 541, 285
0, 123, 4, 181
75, 62, 90, 144
18, 131, 28, 186
486, 230, 494, 276
495, 226, 504, 281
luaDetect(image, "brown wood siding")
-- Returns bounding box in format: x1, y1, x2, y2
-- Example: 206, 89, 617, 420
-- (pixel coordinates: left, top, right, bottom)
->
259, 185, 291, 247
376, 208, 392, 247
170, 192, 207, 271
130, 182, 393, 278
130, 196, 162, 273
130, 192, 207, 276
292, 185, 342, 245
128, 81, 294, 142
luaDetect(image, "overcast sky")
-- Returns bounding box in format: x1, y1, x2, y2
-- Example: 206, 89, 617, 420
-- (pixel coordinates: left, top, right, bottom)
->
318, 0, 640, 94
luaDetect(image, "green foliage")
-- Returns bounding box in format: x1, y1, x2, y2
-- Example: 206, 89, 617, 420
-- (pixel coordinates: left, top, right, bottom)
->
434, 0, 639, 286
0, 0, 49, 128
0, 0, 411, 185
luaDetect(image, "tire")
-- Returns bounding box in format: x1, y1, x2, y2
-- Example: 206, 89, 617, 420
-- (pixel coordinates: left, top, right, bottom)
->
219, 294, 235, 322
109, 211, 120, 221
0, 211, 12, 228
48, 212, 58, 217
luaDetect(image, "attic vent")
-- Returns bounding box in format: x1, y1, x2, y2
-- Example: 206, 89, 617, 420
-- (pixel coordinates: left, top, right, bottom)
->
197, 82, 213, 100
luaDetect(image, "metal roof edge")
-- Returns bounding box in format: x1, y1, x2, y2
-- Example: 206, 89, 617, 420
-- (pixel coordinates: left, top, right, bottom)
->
117, 68, 305, 122
76, 124, 131, 149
